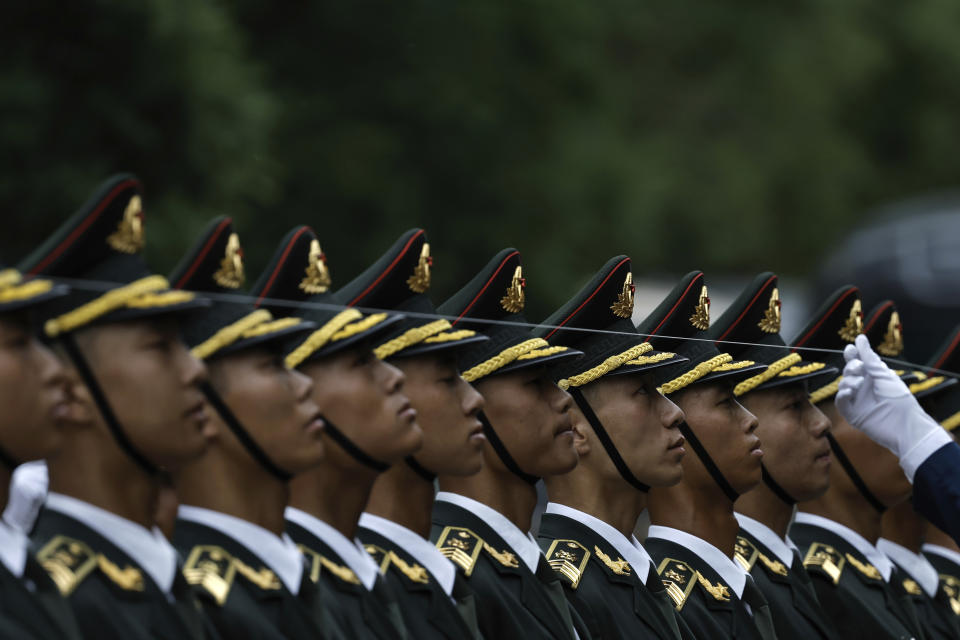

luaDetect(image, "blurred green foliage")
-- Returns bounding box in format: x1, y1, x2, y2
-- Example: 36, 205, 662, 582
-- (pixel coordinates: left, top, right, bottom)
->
4, 0, 960, 318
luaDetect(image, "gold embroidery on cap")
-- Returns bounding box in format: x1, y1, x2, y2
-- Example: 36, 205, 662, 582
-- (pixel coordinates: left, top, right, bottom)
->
838, 298, 863, 342
690, 285, 710, 330
299, 239, 332, 294
611, 272, 635, 319
213, 233, 245, 289
500, 266, 525, 313
107, 195, 145, 254
878, 310, 903, 356
407, 242, 432, 293
758, 287, 781, 333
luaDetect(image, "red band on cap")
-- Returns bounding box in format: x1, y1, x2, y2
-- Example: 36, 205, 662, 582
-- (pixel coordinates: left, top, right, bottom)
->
346, 229, 425, 307
452, 250, 520, 326
791, 287, 859, 350
544, 257, 630, 340
715, 274, 778, 342
254, 226, 313, 307
172, 218, 233, 289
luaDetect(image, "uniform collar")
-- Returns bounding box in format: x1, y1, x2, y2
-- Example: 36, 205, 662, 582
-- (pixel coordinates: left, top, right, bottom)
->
434, 491, 542, 572
0, 521, 27, 577
284, 506, 380, 591
922, 543, 960, 570
734, 512, 798, 567
646, 525, 748, 598
545, 502, 651, 582
46, 492, 177, 593
178, 505, 303, 595
359, 512, 456, 596
794, 512, 894, 581
877, 538, 939, 597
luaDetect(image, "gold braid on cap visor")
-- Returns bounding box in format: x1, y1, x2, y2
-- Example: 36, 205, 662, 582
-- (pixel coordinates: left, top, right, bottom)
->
374, 319, 462, 360
733, 353, 803, 396
462, 338, 565, 383
809, 375, 842, 404
941, 410, 960, 432
558, 342, 674, 390
285, 310, 389, 369
659, 353, 733, 395
191, 309, 273, 360
910, 376, 947, 395
0, 269, 54, 303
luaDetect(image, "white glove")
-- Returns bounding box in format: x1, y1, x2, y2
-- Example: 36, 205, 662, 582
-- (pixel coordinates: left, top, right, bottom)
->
2, 460, 48, 533
835, 334, 950, 481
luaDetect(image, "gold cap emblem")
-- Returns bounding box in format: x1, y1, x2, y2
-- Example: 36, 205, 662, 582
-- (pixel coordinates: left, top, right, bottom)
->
758, 287, 781, 333
500, 266, 525, 313
106, 195, 145, 254
877, 310, 903, 356
299, 239, 332, 294
690, 285, 710, 330
407, 242, 432, 293
611, 272, 635, 319
838, 298, 863, 342
213, 233, 245, 289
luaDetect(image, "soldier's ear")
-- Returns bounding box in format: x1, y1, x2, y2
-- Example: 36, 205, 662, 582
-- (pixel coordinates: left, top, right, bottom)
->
58, 362, 97, 427
570, 415, 591, 457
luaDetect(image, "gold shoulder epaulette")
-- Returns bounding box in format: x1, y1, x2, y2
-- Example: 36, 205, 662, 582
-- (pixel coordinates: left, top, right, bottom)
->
386, 551, 429, 584
298, 544, 322, 583
902, 578, 923, 595
97, 554, 144, 591
845, 553, 882, 581
657, 558, 697, 611
544, 539, 590, 589
436, 526, 484, 577
482, 541, 520, 569
734, 536, 758, 572
183, 546, 236, 605
696, 572, 731, 601
803, 543, 846, 585
35, 535, 98, 596
364, 544, 392, 574
594, 545, 631, 576
939, 574, 960, 616
233, 557, 282, 590
319, 556, 361, 585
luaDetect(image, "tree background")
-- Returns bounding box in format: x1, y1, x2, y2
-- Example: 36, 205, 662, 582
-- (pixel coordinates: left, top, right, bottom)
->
4, 0, 960, 356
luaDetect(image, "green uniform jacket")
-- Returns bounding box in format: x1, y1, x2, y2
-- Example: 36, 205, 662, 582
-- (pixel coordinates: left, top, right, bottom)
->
886, 558, 960, 640
430, 500, 593, 640
174, 518, 345, 640
791, 521, 924, 640
923, 550, 960, 635
537, 511, 694, 640
734, 529, 839, 640
31, 507, 219, 640
0, 551, 83, 640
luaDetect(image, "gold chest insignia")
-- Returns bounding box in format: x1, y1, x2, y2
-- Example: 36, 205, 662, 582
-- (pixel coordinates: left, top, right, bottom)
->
838, 298, 863, 342
234, 558, 283, 590
483, 541, 520, 568
36, 535, 98, 596
318, 556, 361, 585
364, 544, 391, 574
877, 311, 904, 356
758, 552, 788, 576
902, 578, 923, 595
436, 527, 484, 577
387, 552, 430, 584
940, 574, 960, 616
545, 539, 590, 589
758, 287, 781, 333
594, 545, 631, 576
298, 544, 323, 583
657, 558, 697, 611
697, 572, 731, 601
734, 536, 758, 572
611, 272, 635, 319
803, 543, 845, 585
845, 553, 882, 581
183, 545, 236, 606
500, 266, 526, 313
97, 554, 144, 591
407, 242, 432, 293
299, 239, 332, 294
690, 285, 710, 330
213, 233, 245, 289
107, 195, 145, 254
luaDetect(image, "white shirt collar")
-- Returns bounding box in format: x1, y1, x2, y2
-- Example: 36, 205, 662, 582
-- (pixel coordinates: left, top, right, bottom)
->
646, 525, 748, 598
358, 512, 457, 596
45, 492, 177, 593
545, 502, 651, 582
0, 521, 28, 578
285, 507, 379, 591
877, 538, 940, 598
435, 492, 542, 572
178, 505, 303, 595
922, 543, 960, 570
735, 512, 798, 568
794, 512, 894, 582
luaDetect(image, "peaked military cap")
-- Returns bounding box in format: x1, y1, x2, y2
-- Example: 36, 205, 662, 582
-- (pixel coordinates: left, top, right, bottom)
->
921, 325, 960, 431
19, 174, 207, 337
336, 228, 487, 359
709, 272, 836, 397
0, 264, 67, 314
436, 248, 581, 382
249, 225, 402, 367
168, 217, 315, 360
537, 256, 686, 390
636, 271, 766, 394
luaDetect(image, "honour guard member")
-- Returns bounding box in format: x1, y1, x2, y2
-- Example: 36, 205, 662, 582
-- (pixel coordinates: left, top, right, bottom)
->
431, 248, 592, 640
0, 265, 83, 639
534, 257, 696, 640
337, 229, 488, 639
703, 272, 840, 640
166, 217, 348, 639
790, 289, 925, 640
641, 271, 775, 640
20, 175, 220, 639
251, 225, 418, 639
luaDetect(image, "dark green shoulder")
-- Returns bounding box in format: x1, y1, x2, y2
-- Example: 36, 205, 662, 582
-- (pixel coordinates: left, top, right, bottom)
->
35, 535, 98, 596
435, 526, 484, 577
297, 543, 360, 586
802, 542, 846, 585
734, 536, 758, 571
544, 539, 591, 589
656, 557, 697, 611
182, 545, 236, 605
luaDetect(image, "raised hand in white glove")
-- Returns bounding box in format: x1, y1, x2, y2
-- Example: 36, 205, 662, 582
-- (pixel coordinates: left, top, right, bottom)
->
835, 334, 949, 481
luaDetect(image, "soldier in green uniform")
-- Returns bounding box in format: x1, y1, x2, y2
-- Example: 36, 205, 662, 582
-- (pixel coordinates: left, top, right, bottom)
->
336, 229, 489, 639
0, 265, 83, 639
640, 271, 778, 640
20, 175, 220, 639
164, 217, 351, 639
790, 289, 927, 640
703, 272, 840, 640
430, 248, 592, 640
251, 225, 418, 640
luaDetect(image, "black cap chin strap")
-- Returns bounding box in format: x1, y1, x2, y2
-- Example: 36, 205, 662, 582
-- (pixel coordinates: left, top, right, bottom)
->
825, 432, 886, 513
60, 333, 160, 476
478, 411, 539, 485
761, 464, 797, 506
199, 382, 292, 483
323, 421, 391, 473
677, 420, 740, 503
569, 389, 649, 492
404, 456, 436, 483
